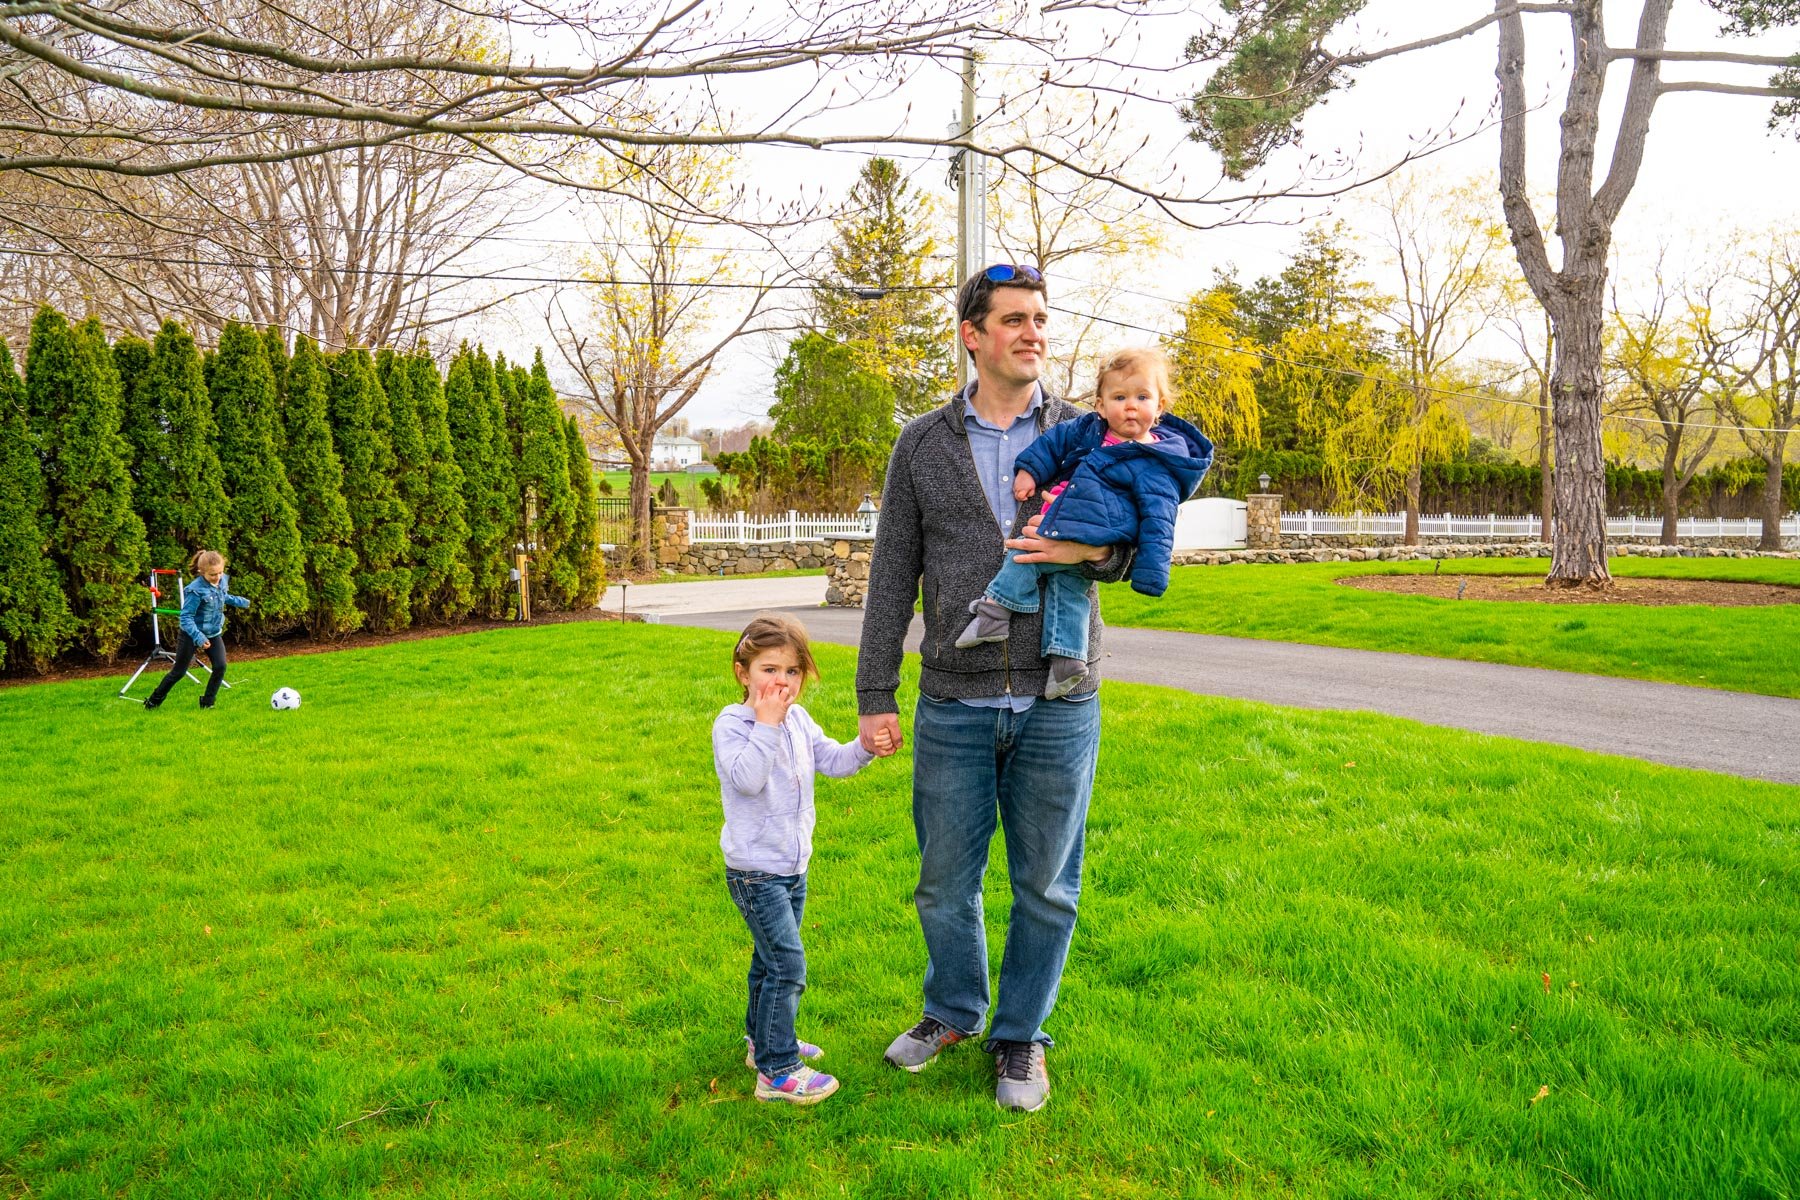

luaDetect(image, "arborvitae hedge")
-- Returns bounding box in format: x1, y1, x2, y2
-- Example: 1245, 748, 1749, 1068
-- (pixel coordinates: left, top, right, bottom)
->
562, 413, 607, 608
1214, 448, 1800, 517
3, 312, 607, 670
330, 348, 413, 631
282, 336, 362, 637
0, 338, 76, 671
211, 322, 307, 637
403, 348, 474, 623
517, 352, 577, 610
263, 327, 289, 456
444, 345, 517, 619
34, 315, 150, 658
138, 321, 230, 570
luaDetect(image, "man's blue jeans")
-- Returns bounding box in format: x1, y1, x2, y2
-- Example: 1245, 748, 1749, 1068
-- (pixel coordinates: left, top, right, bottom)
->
725, 868, 808, 1077
984, 550, 1091, 661
910, 693, 1101, 1046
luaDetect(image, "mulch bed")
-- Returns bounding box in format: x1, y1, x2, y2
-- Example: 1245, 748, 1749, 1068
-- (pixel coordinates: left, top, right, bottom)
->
1, 605, 643, 691
1340, 574, 1800, 606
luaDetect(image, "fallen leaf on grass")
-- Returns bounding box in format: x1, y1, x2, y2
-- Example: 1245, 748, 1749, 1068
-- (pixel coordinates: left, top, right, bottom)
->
203, 926, 212, 936
1529, 1085, 1550, 1106
1541, 972, 1551, 994
1343, 761, 1356, 768
708, 1078, 718, 1095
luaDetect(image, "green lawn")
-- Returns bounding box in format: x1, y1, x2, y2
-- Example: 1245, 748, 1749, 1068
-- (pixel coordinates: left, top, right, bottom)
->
1105, 556, 1800, 698
3, 624, 1796, 1198
598, 470, 723, 510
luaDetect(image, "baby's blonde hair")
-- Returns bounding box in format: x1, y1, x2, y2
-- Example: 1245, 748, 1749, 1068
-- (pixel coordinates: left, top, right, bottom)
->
1092, 347, 1176, 414
190, 549, 226, 575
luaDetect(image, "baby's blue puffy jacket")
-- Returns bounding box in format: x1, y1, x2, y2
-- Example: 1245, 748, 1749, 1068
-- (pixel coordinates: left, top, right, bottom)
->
1014, 412, 1214, 597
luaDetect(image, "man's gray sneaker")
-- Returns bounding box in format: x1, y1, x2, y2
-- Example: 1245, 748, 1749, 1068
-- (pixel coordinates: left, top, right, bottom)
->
954, 598, 1012, 649
993, 1040, 1050, 1112
883, 1015, 965, 1072
1043, 655, 1086, 700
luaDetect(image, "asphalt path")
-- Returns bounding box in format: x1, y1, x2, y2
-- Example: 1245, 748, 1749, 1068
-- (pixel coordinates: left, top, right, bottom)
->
666, 605, 1800, 786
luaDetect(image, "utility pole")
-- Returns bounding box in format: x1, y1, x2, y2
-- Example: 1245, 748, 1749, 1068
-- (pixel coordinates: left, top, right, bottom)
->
953, 46, 986, 391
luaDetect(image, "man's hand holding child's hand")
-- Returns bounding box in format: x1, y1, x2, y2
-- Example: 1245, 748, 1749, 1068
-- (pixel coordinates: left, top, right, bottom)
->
752, 678, 793, 727
1011, 470, 1037, 502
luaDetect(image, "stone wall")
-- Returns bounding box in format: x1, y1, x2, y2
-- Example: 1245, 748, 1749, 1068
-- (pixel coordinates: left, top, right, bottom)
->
823, 534, 875, 606
1281, 533, 1795, 551
1173, 541, 1797, 567
1246, 493, 1282, 549
680, 540, 834, 576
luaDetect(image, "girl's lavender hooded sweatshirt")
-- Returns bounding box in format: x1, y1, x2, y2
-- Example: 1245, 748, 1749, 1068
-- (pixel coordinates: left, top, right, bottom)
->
712, 702, 873, 875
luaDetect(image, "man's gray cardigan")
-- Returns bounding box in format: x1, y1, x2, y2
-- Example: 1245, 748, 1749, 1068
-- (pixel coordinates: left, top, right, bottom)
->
855, 391, 1135, 714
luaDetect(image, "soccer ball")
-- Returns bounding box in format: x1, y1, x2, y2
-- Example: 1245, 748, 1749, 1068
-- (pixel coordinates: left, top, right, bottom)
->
270, 687, 302, 710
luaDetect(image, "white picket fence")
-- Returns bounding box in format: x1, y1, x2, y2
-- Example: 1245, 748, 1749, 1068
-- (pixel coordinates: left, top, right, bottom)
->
1280, 510, 1800, 539
692, 510, 873, 543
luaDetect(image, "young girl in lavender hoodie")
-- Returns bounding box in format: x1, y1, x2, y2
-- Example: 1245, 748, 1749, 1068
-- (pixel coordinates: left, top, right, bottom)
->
712, 611, 884, 1105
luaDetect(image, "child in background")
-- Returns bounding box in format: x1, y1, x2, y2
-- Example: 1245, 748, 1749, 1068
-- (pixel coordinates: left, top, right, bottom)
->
713, 612, 878, 1105
956, 347, 1213, 698
144, 549, 249, 710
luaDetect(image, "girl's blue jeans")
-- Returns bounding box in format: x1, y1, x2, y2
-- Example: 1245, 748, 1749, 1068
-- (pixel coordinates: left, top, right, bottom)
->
909, 692, 1101, 1047
984, 550, 1091, 661
725, 868, 808, 1077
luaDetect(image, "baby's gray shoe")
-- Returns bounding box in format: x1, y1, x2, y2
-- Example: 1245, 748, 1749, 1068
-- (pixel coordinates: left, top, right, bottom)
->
955, 598, 1012, 648
1044, 655, 1087, 699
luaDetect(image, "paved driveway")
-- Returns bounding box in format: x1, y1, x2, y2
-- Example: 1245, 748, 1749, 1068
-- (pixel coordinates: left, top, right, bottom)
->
662, 603, 1800, 786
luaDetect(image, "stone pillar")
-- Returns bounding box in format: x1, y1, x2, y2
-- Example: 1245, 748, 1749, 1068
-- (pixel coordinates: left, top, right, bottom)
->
653, 506, 691, 568
1246, 493, 1282, 549
824, 533, 875, 606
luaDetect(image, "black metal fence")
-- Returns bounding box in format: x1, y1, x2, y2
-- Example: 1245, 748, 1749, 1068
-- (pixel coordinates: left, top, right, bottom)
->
596, 497, 632, 548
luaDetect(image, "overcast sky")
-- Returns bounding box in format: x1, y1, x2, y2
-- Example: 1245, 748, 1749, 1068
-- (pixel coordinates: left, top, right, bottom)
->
470, 1, 1800, 428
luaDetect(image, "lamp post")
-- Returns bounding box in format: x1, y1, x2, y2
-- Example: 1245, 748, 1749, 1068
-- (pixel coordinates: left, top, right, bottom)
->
857, 493, 878, 533
1258, 472, 1271, 492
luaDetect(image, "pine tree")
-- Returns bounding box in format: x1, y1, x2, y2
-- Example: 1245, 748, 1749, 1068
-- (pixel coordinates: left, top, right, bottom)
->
137, 321, 230, 569
28, 312, 150, 658
516, 352, 577, 610
0, 338, 76, 671
444, 345, 518, 618
560, 413, 607, 608
282, 336, 362, 636
402, 348, 473, 621
817, 157, 955, 421
210, 322, 307, 637
329, 348, 413, 630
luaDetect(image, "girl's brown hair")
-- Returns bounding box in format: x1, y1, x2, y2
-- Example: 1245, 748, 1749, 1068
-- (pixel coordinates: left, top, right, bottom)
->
732, 611, 820, 698
190, 549, 226, 575
1092, 346, 1176, 413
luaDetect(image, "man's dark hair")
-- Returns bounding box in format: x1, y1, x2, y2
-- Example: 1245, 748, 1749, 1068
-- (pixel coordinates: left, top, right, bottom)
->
955, 266, 1049, 336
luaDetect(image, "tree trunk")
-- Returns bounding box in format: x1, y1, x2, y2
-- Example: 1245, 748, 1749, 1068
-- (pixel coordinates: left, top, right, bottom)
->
628, 455, 654, 575
1403, 458, 1421, 546
1547, 300, 1611, 587
1659, 439, 1681, 546
1761, 444, 1787, 551
1537, 356, 1553, 543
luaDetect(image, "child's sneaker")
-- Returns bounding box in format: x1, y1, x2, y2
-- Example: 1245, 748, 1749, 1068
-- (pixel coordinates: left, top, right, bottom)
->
745, 1036, 824, 1070
955, 598, 1012, 648
754, 1064, 839, 1105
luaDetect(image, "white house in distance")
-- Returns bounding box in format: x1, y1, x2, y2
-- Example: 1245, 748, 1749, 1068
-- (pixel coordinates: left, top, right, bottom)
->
652, 432, 707, 470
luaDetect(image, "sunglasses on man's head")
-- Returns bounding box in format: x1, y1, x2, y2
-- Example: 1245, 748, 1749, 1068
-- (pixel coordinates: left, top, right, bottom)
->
982, 263, 1043, 284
